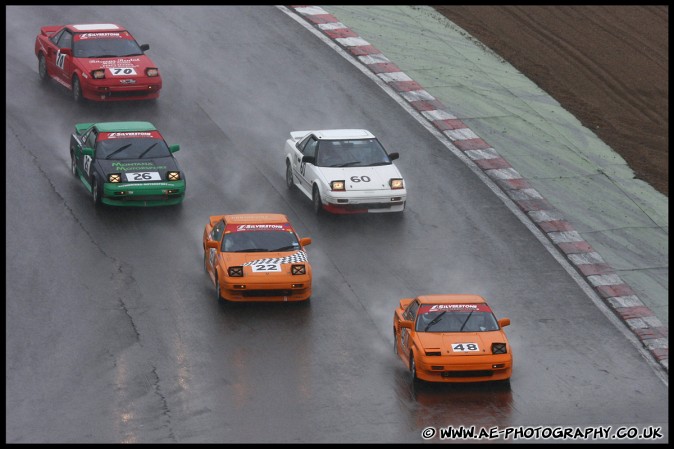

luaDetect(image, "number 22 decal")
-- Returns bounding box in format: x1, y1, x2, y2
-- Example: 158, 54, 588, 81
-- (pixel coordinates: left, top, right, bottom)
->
253, 264, 280, 272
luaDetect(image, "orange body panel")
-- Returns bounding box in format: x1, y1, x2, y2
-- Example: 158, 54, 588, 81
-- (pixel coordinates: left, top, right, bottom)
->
393, 294, 512, 384
202, 213, 312, 302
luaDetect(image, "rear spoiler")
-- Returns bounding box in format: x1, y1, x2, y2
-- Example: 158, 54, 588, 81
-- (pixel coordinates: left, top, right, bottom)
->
290, 130, 311, 142
40, 26, 62, 37
74, 123, 95, 136
209, 215, 227, 227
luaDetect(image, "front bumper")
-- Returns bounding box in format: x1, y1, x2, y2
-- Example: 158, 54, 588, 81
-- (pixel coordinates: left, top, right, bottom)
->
81, 77, 162, 101
102, 180, 185, 207
322, 189, 406, 214
415, 354, 512, 383
220, 278, 312, 302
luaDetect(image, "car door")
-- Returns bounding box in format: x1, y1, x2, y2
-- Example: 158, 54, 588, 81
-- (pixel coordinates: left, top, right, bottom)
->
206, 219, 226, 278
292, 134, 318, 193
398, 300, 420, 356
80, 128, 98, 180
52, 29, 74, 85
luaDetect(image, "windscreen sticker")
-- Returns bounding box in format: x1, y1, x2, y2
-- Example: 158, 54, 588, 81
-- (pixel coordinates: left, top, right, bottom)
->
225, 223, 292, 233
242, 250, 308, 267
98, 131, 162, 140
418, 304, 492, 314
74, 31, 133, 41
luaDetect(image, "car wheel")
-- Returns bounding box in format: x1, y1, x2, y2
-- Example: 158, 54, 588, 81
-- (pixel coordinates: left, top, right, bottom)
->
312, 185, 323, 215
214, 274, 222, 302
285, 161, 295, 190
92, 176, 101, 206
393, 328, 398, 354
72, 76, 83, 103
70, 152, 78, 177
38, 54, 48, 82
409, 353, 419, 384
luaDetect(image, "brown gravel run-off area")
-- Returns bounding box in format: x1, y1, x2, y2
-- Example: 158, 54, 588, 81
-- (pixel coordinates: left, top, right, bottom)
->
432, 5, 668, 197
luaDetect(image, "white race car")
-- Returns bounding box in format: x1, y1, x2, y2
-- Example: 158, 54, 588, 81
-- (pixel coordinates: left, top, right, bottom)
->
284, 129, 407, 214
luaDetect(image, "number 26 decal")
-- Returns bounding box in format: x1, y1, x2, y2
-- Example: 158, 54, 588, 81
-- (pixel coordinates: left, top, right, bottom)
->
350, 175, 371, 182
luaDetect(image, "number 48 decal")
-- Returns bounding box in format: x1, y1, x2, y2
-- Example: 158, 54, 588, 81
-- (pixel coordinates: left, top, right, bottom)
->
451, 343, 479, 352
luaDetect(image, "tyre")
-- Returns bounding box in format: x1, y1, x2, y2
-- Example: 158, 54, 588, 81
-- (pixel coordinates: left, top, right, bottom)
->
312, 185, 323, 215
393, 329, 398, 354
285, 161, 294, 189
38, 54, 48, 82
70, 152, 78, 177
409, 353, 420, 384
92, 176, 101, 206
203, 250, 209, 272
72, 76, 83, 103
214, 274, 222, 302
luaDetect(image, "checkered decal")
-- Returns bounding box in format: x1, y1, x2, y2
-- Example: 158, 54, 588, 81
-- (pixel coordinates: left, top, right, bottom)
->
242, 250, 308, 266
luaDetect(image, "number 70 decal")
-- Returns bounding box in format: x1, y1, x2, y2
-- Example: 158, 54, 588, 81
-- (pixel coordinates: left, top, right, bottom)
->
451, 343, 480, 352
110, 67, 138, 76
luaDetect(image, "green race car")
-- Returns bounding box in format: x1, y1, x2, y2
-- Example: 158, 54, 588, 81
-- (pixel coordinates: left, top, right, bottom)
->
69, 121, 185, 206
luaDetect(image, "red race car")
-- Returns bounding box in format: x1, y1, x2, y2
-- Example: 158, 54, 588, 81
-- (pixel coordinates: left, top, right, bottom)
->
35, 23, 162, 102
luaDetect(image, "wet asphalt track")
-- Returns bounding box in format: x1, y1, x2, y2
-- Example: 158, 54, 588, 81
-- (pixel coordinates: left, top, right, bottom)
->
6, 5, 668, 443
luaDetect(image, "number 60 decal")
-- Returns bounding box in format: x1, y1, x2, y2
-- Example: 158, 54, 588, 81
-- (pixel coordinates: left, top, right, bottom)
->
350, 175, 371, 182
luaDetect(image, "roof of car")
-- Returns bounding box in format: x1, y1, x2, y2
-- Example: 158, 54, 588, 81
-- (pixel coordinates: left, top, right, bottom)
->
416, 294, 487, 304
94, 121, 157, 133
312, 129, 375, 140
67, 24, 125, 32
224, 213, 290, 225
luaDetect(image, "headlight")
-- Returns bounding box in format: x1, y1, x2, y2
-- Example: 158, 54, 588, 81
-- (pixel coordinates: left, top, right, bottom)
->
491, 342, 507, 354
228, 266, 243, 277
330, 180, 345, 191
108, 173, 122, 183
146, 68, 159, 77
389, 178, 404, 189
167, 171, 181, 181
291, 264, 306, 275
91, 69, 105, 79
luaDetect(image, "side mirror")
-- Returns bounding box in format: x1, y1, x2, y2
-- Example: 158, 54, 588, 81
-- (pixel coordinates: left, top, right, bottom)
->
140, 44, 150, 52
206, 240, 219, 249
388, 152, 399, 161
299, 237, 312, 247
301, 155, 315, 164
498, 318, 511, 328
169, 144, 180, 153
59, 48, 72, 56
82, 147, 94, 157
399, 320, 413, 329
